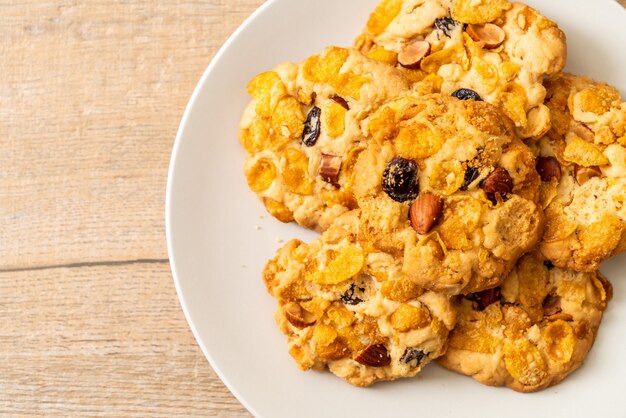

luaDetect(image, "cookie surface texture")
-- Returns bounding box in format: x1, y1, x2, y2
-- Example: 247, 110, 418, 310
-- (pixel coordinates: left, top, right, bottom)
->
438, 253, 612, 392
351, 93, 543, 295
240, 47, 409, 231
536, 73, 626, 272
263, 210, 456, 386
355, 0, 567, 140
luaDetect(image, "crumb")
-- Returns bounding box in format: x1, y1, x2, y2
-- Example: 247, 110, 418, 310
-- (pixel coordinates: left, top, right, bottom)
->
255, 225, 261, 230
275, 238, 284, 244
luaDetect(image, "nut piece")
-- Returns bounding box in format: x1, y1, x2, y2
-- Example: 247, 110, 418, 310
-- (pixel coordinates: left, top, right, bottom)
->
536, 156, 562, 182
481, 167, 513, 194
354, 344, 391, 367
410, 193, 444, 235
574, 165, 602, 185
284, 303, 316, 329
466, 23, 506, 49
331, 95, 350, 110
319, 154, 342, 186
542, 294, 562, 317
573, 123, 595, 143
398, 41, 431, 69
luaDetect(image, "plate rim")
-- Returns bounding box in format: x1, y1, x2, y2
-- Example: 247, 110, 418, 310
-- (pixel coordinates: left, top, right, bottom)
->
165, 1, 282, 415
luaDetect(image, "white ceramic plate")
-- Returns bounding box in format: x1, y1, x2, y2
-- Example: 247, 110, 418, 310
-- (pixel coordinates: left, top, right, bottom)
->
166, 1, 626, 416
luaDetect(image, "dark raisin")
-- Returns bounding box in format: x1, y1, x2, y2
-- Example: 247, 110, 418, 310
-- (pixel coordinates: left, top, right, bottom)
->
461, 166, 480, 191
302, 106, 321, 146
452, 88, 483, 101
434, 17, 463, 37
400, 348, 427, 368
382, 157, 419, 202
543, 260, 555, 270
331, 95, 350, 110
340, 283, 365, 305
466, 287, 501, 311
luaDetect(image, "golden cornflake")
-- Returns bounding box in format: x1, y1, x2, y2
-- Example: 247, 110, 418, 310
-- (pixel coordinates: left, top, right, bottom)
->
246, 158, 276, 192
451, 0, 510, 25
302, 47, 349, 83
366, 48, 399, 66
247, 71, 287, 117
562, 136, 609, 167
390, 304, 431, 332
322, 101, 348, 138
239, 117, 272, 153
429, 160, 466, 195
366, 0, 403, 36
331, 72, 370, 100
282, 147, 313, 195
421, 44, 468, 74
272, 96, 305, 139
543, 320, 575, 364
394, 124, 443, 160
263, 198, 295, 223
503, 338, 547, 386
308, 245, 365, 285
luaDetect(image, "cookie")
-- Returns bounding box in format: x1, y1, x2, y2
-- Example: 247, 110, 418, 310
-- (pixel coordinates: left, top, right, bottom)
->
351, 93, 543, 295
240, 47, 409, 231
534, 73, 626, 272
355, 0, 567, 140
263, 210, 456, 387
438, 252, 612, 392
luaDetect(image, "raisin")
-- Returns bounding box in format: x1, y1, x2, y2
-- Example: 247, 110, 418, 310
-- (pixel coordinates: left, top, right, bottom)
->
466, 287, 501, 311
400, 348, 427, 368
302, 106, 321, 146
542, 294, 562, 316
382, 157, 419, 203
461, 166, 480, 191
434, 17, 463, 37
340, 283, 365, 305
543, 260, 555, 271
451, 88, 483, 101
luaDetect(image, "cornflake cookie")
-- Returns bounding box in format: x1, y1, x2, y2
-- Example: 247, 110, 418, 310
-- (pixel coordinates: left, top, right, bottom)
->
240, 47, 409, 231
438, 253, 612, 392
263, 210, 456, 387
535, 74, 626, 272
355, 0, 567, 140
351, 93, 543, 295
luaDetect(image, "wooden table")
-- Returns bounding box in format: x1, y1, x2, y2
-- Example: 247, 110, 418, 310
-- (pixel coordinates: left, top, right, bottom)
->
2, 1, 624, 416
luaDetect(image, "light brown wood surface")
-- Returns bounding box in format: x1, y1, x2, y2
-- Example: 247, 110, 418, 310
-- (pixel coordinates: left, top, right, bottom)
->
2, 1, 625, 416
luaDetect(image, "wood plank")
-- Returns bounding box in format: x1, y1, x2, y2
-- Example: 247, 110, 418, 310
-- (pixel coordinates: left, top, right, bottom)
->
0, 0, 265, 269
0, 262, 251, 417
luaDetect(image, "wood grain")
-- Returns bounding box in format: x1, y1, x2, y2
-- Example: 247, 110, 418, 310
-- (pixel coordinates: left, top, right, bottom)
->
1, 0, 624, 416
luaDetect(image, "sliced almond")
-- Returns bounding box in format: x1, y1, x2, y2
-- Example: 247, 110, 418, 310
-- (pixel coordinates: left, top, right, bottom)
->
398, 41, 431, 70
319, 154, 342, 186
574, 165, 602, 185
284, 303, 316, 329
466, 23, 506, 49
354, 344, 391, 367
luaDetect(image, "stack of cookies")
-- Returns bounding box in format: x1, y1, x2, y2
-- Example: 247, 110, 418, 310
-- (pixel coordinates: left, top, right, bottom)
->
239, 0, 623, 392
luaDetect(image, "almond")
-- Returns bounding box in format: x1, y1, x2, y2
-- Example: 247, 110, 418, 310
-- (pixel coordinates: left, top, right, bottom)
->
398, 41, 431, 69
574, 165, 601, 185
354, 344, 391, 367
466, 23, 505, 49
536, 156, 561, 182
410, 193, 443, 235
319, 154, 342, 186
284, 303, 316, 329
481, 167, 513, 194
